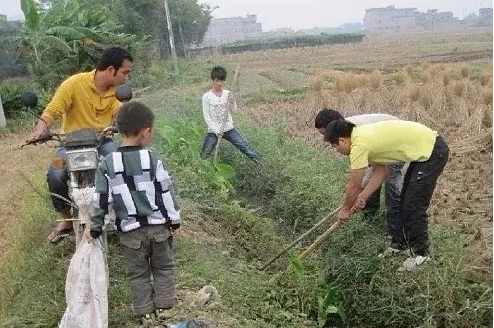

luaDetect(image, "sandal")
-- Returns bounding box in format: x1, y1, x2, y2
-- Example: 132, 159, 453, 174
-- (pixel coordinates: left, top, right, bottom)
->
48, 227, 73, 244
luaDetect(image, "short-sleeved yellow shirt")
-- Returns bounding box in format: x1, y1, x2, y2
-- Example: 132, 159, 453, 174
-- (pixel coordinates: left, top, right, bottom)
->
41, 70, 121, 133
349, 121, 437, 170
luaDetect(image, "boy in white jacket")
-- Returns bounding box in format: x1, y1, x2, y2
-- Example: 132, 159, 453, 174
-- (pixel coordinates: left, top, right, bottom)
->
200, 66, 259, 161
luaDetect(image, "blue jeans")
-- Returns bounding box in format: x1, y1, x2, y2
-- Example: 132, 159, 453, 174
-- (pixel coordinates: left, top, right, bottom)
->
362, 163, 404, 238
46, 139, 117, 213
200, 128, 259, 161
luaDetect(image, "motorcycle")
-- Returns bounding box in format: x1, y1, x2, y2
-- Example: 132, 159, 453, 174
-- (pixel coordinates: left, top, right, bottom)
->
21, 85, 133, 248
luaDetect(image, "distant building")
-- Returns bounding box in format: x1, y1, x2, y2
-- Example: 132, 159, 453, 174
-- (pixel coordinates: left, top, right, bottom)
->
363, 6, 418, 32
417, 9, 463, 31
479, 8, 493, 26
201, 15, 262, 47
363, 5, 464, 33
0, 14, 7, 23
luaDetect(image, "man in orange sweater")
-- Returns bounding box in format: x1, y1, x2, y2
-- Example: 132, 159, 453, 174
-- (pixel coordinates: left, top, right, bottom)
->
29, 47, 133, 243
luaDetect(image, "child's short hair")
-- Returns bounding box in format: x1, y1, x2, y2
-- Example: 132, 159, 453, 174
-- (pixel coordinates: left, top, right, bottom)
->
211, 66, 227, 81
116, 101, 155, 136
314, 108, 344, 129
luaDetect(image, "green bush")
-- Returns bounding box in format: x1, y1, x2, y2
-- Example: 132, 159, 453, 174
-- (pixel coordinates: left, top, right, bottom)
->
0, 80, 50, 121
0, 82, 25, 118
220, 33, 366, 54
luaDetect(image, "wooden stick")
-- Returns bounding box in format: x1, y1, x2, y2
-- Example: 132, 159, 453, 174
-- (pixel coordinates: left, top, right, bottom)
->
260, 206, 341, 270
298, 220, 342, 259
299, 203, 361, 260
213, 63, 240, 164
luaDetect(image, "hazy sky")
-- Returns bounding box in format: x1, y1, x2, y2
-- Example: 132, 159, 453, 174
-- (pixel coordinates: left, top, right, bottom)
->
1, 0, 488, 30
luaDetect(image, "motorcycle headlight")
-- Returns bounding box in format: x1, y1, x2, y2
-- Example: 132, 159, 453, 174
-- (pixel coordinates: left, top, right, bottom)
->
66, 149, 98, 171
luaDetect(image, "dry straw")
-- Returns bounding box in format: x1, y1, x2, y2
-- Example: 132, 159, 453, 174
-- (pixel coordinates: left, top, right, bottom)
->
393, 71, 408, 86
368, 70, 382, 90
479, 72, 491, 86
453, 81, 466, 97
457, 105, 492, 135
482, 88, 493, 105
408, 85, 422, 102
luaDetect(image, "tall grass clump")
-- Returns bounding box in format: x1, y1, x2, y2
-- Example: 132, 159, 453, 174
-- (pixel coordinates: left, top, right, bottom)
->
461, 66, 470, 78
392, 70, 408, 86
368, 70, 382, 90
479, 72, 492, 86
482, 88, 493, 105
409, 85, 422, 102
453, 81, 466, 97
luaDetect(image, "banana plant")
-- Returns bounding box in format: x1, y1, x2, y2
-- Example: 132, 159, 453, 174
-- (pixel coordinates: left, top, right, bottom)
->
16, 0, 71, 71
10, 0, 140, 89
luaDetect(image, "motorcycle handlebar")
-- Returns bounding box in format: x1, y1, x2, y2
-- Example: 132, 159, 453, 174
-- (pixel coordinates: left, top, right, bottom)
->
22, 127, 118, 148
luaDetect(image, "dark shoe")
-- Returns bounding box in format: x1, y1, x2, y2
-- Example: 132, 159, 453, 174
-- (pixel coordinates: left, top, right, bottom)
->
363, 212, 377, 220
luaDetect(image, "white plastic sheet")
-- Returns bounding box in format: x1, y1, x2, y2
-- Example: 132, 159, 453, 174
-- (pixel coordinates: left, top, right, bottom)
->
59, 236, 108, 328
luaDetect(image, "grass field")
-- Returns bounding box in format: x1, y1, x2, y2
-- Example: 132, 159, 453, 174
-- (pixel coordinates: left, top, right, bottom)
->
0, 29, 492, 328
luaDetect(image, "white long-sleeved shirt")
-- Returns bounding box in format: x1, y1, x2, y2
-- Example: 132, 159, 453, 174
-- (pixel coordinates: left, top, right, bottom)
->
202, 89, 237, 134
346, 113, 398, 126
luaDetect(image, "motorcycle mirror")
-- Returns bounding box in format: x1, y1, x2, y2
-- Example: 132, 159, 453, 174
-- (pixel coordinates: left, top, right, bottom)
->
115, 85, 133, 102
20, 91, 38, 108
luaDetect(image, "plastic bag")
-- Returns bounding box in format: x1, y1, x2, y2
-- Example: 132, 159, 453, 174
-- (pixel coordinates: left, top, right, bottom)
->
59, 236, 108, 328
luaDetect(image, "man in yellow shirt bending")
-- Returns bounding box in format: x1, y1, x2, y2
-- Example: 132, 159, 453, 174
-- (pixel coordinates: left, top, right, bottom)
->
325, 119, 449, 270
29, 47, 133, 243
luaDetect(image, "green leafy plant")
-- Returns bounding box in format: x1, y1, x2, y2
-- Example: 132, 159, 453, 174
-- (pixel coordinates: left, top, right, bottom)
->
12, 0, 142, 89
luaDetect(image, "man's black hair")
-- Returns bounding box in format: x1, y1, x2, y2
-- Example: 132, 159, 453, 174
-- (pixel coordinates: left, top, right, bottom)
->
211, 66, 227, 81
324, 119, 356, 143
96, 47, 133, 72
116, 101, 154, 136
314, 108, 344, 129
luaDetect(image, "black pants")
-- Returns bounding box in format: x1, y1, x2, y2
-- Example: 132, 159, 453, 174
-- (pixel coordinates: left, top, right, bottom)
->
394, 136, 449, 255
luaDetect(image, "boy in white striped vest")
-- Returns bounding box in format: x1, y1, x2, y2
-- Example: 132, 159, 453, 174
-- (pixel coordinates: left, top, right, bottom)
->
89, 101, 180, 325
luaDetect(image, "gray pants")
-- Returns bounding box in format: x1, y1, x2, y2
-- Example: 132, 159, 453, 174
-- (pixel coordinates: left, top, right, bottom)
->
362, 163, 404, 238
119, 225, 175, 315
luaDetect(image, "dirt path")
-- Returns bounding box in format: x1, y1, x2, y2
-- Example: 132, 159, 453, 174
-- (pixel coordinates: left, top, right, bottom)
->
0, 129, 53, 264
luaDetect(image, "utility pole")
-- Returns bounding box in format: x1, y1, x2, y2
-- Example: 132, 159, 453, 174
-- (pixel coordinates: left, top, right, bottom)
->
177, 11, 188, 60
0, 95, 6, 127
164, 0, 179, 75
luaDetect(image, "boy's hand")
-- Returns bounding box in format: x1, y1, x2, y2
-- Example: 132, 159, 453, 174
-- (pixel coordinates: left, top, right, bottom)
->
171, 223, 180, 235
89, 230, 102, 239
